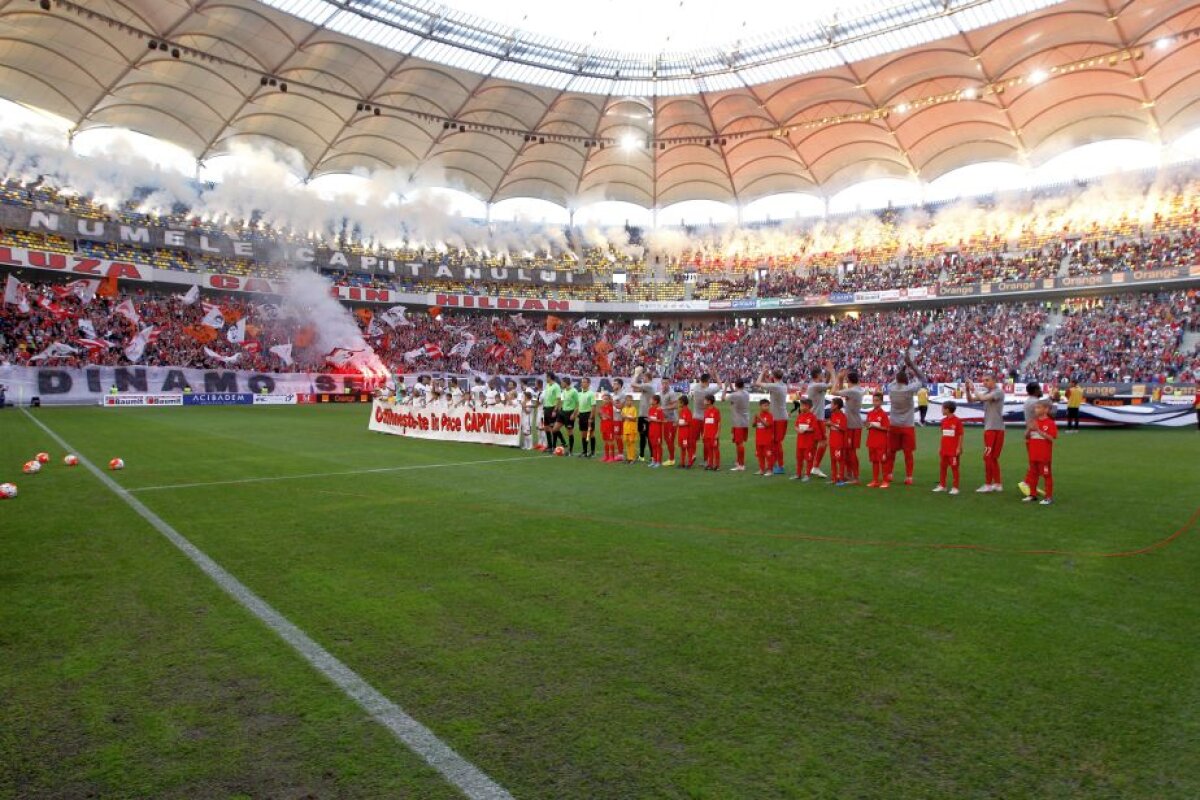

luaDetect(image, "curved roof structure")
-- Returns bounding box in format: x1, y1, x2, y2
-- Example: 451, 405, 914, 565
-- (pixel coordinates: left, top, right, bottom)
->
0, 0, 1197, 208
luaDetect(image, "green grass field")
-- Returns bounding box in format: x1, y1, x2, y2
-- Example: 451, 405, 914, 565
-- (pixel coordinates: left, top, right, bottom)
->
2, 404, 1198, 800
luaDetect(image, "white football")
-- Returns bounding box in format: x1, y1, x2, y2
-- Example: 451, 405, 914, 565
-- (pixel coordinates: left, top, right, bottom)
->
0, 482, 17, 499
22, 460, 41, 474
63, 455, 79, 466
108, 458, 125, 471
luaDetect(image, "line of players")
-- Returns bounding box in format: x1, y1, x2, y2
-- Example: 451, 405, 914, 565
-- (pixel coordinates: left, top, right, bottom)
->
535, 355, 1058, 504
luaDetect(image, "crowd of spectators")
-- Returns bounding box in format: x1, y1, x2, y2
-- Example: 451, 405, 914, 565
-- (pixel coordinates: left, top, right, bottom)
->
0, 277, 668, 378
4, 274, 1196, 384
1036, 292, 1199, 383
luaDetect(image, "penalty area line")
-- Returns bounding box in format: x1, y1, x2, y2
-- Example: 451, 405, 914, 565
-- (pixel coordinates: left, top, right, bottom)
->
19, 408, 514, 800
126, 454, 547, 492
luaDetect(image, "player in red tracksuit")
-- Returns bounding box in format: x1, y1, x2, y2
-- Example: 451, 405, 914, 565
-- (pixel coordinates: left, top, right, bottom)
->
1020, 401, 1058, 505
827, 397, 849, 485
647, 395, 665, 467
934, 400, 964, 494
792, 398, 819, 481
752, 400, 774, 475
864, 392, 890, 488
702, 396, 721, 470
598, 395, 617, 462
677, 396, 695, 468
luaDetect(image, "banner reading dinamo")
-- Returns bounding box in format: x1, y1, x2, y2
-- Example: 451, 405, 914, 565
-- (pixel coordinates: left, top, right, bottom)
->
369, 399, 522, 446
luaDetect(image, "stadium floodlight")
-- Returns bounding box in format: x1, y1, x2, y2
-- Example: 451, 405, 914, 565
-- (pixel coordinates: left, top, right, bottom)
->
1155, 37, 1172, 50
894, 102, 910, 114
620, 135, 640, 151
1029, 69, 1048, 85
961, 86, 977, 100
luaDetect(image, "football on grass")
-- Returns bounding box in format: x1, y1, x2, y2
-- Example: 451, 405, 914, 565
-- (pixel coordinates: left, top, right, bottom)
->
22, 461, 41, 474
108, 458, 125, 471
63, 455, 79, 466
0, 482, 17, 499
36, 452, 50, 464
554, 446, 565, 456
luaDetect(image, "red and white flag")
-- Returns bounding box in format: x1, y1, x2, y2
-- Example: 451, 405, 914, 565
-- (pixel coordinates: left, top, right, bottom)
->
53, 279, 100, 304
423, 342, 444, 359
123, 326, 159, 363
28, 342, 79, 362
37, 296, 72, 321
3, 275, 30, 313
325, 347, 367, 368
114, 299, 140, 325
76, 337, 115, 354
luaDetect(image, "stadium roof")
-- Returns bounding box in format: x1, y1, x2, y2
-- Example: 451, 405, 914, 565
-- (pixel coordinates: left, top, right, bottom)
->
0, 0, 1197, 208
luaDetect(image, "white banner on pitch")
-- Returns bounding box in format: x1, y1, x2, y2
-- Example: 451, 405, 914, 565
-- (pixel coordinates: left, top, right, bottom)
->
368, 399, 522, 446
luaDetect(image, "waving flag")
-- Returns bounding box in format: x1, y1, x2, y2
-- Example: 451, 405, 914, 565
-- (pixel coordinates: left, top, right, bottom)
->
449, 340, 474, 358
4, 275, 30, 313
79, 319, 98, 339
380, 306, 411, 327
179, 285, 200, 305
403, 346, 425, 364
568, 335, 583, 354
37, 296, 71, 321
538, 330, 561, 346
201, 305, 225, 329
114, 299, 140, 325
183, 324, 217, 344
226, 317, 246, 345
28, 342, 79, 362
123, 326, 159, 364
54, 279, 100, 304
269, 342, 293, 366
548, 343, 563, 361
76, 337, 114, 355
545, 315, 563, 332
325, 347, 369, 367
616, 333, 635, 351
485, 343, 508, 360
424, 342, 444, 359
203, 346, 241, 364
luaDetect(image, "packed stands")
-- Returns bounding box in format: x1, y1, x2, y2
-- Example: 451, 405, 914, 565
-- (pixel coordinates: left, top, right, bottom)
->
3, 274, 1196, 383
1036, 292, 1200, 383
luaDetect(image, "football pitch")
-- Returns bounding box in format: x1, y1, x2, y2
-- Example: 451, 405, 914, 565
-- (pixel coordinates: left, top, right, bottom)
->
2, 405, 1198, 800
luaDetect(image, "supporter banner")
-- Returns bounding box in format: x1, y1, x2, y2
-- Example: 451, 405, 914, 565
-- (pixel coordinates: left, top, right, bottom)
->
0, 246, 151, 281
368, 398, 521, 446
0, 366, 368, 405
432, 293, 575, 312
0, 206, 592, 284
100, 393, 183, 407
707, 300, 731, 309
829, 292, 855, 304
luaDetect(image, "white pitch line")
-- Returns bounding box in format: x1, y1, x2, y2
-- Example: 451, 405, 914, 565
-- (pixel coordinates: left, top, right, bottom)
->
127, 454, 545, 492
20, 409, 514, 800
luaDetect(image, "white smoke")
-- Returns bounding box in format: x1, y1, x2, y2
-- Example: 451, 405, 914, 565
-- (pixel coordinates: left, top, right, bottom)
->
277, 269, 369, 355
2, 108, 1199, 270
